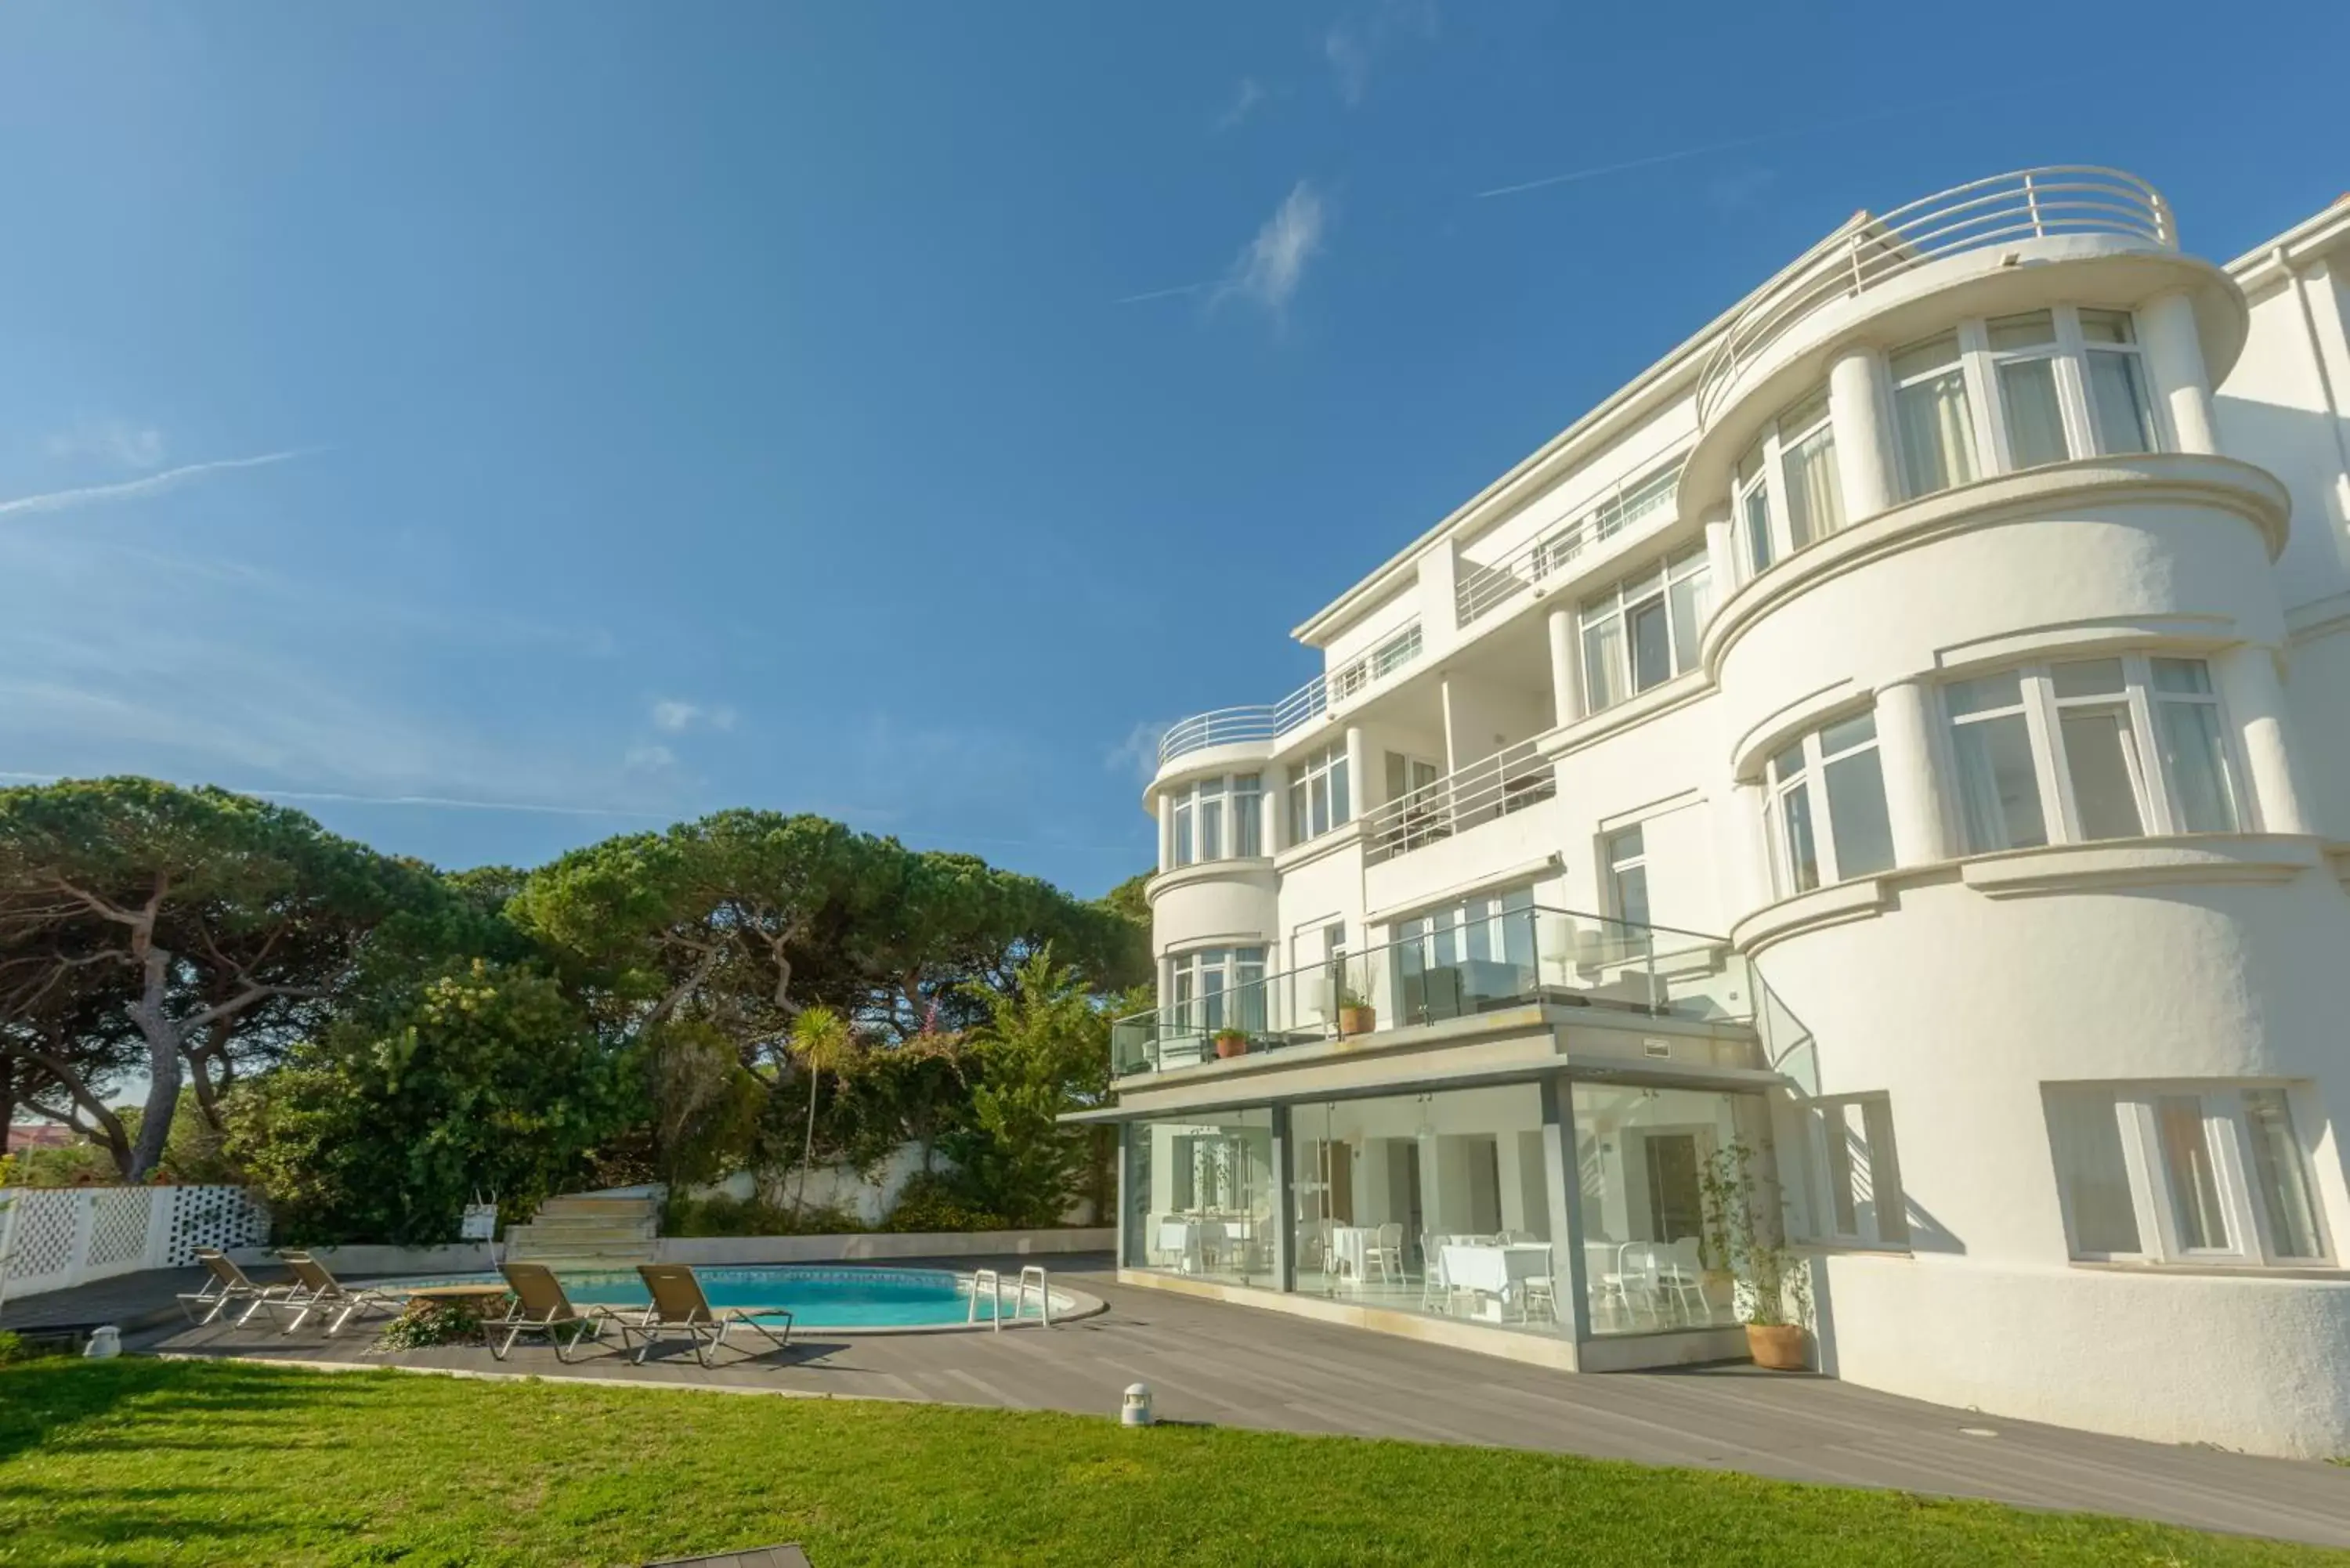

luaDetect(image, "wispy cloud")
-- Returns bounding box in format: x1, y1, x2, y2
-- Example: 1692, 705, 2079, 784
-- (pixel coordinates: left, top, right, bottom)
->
1324, 0, 1439, 107
0, 771, 671, 822
1215, 181, 1329, 316
651, 698, 736, 733
1104, 719, 1171, 783
624, 743, 678, 771
45, 417, 166, 471
0, 450, 307, 522
1113, 281, 1212, 307
1213, 76, 1270, 132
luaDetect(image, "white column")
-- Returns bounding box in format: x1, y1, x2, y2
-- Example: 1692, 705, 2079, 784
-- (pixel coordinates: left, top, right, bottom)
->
1828, 345, 1896, 520
1437, 678, 1459, 774
1263, 771, 1285, 856
1874, 679, 1950, 866
1156, 790, 1174, 872
1344, 724, 1371, 826
1547, 607, 1583, 729
1703, 511, 1736, 594
1724, 779, 1774, 917
2215, 643, 2313, 835
2141, 291, 2219, 456
1419, 541, 1462, 659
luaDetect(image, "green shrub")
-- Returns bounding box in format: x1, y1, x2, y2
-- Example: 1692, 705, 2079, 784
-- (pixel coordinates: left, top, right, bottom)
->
881, 1172, 1006, 1234
0, 1331, 34, 1365
662, 1192, 862, 1237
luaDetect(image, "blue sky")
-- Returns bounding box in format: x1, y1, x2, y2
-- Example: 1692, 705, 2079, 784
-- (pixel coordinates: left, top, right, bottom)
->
0, 2, 2343, 900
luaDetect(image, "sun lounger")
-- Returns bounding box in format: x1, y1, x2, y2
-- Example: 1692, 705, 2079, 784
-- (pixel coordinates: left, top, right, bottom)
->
270, 1251, 400, 1335
620, 1263, 793, 1367
175, 1247, 301, 1327
490, 1262, 622, 1362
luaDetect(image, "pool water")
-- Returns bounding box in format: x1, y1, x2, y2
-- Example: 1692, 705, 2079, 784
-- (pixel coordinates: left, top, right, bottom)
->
379, 1266, 1039, 1329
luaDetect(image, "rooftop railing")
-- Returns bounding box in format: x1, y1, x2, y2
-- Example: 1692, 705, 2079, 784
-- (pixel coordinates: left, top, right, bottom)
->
1155, 620, 1424, 768
1110, 905, 1750, 1077
1360, 740, 1556, 867
1694, 166, 2175, 429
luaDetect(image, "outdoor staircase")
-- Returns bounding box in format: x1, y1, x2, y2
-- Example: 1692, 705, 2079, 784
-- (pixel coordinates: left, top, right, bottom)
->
501, 1193, 661, 1265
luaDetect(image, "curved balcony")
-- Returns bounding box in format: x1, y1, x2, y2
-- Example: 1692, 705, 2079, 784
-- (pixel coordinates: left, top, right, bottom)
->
1694, 167, 2175, 430
1156, 621, 1426, 768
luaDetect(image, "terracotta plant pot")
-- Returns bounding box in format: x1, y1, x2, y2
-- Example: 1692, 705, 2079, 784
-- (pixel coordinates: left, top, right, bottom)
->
1746, 1322, 1808, 1371
1213, 1033, 1248, 1059
1338, 1006, 1377, 1037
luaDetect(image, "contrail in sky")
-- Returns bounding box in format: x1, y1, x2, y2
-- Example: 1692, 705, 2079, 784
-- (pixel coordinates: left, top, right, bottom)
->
0, 450, 309, 521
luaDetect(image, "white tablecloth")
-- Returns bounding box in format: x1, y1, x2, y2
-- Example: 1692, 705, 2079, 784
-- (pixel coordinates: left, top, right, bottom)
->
1329, 1225, 1374, 1281
1441, 1242, 1553, 1299
1159, 1217, 1254, 1271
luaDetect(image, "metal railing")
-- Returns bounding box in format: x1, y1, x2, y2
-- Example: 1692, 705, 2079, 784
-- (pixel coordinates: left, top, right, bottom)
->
1111, 905, 1750, 1077
1694, 167, 2175, 429
1360, 740, 1556, 866
1454, 465, 1682, 627
1155, 621, 1425, 768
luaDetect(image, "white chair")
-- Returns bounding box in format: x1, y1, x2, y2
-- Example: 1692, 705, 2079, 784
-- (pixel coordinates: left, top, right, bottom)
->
1365, 1222, 1405, 1286
1657, 1237, 1709, 1323
1619, 1243, 1673, 1327
1418, 1233, 1452, 1312
1587, 1241, 1651, 1328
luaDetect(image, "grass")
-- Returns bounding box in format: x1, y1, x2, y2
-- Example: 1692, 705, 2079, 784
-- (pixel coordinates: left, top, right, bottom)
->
0, 1359, 2341, 1566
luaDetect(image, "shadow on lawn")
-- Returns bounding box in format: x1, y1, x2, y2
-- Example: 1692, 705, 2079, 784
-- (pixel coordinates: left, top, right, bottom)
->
0, 1357, 385, 1465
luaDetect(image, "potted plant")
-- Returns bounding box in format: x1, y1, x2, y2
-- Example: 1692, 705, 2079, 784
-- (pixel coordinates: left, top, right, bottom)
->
1213, 1027, 1249, 1060
1336, 981, 1376, 1038
1700, 1138, 1813, 1371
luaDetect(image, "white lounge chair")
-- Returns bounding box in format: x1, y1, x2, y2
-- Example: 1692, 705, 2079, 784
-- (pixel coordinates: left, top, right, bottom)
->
270, 1252, 400, 1335
176, 1248, 302, 1327
620, 1264, 794, 1368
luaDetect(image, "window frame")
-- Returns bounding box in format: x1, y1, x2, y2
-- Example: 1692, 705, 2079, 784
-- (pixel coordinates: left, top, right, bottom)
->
1806, 1092, 1910, 1251
1166, 945, 1270, 1036
2044, 1083, 2334, 1268
1603, 826, 1650, 927
1285, 744, 1352, 846
1940, 652, 2245, 855
1168, 772, 1264, 869
1735, 383, 1845, 582
1759, 707, 1896, 898
1578, 544, 1712, 714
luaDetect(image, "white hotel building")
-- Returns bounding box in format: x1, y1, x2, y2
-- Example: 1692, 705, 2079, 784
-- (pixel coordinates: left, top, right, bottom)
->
1085, 169, 2350, 1458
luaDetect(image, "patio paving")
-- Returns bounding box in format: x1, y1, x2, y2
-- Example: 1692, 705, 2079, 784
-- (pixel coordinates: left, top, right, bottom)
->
16, 1252, 2350, 1548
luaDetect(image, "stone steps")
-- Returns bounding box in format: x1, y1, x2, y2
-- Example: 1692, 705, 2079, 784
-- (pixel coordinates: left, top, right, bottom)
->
504, 1192, 661, 1263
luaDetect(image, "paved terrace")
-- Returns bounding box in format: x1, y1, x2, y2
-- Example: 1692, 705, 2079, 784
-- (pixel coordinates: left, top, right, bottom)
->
13, 1252, 2350, 1550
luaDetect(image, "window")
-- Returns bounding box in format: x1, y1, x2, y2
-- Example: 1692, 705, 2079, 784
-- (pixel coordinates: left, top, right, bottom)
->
1892, 333, 1979, 499
1604, 826, 1650, 927
1330, 623, 1424, 703
1944, 655, 2240, 855
1580, 545, 1711, 714
1809, 1094, 1909, 1248
1761, 710, 1896, 898
1286, 744, 1351, 844
1737, 386, 1846, 582
2044, 1084, 2332, 1265
1168, 774, 1262, 868
1167, 947, 1269, 1036
2080, 309, 2154, 456
1986, 310, 2073, 470
1893, 307, 2162, 501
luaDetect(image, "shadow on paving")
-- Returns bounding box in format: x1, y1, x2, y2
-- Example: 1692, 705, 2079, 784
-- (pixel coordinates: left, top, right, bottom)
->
0, 1357, 383, 1464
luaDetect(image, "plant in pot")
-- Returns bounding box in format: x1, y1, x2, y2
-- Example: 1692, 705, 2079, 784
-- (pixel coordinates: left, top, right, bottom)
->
1336, 960, 1376, 1037
1213, 1026, 1249, 1060
1699, 1137, 1813, 1371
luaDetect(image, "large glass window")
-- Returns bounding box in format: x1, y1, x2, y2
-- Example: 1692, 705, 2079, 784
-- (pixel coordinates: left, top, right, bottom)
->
1165, 947, 1268, 1049
1762, 709, 1895, 898
2044, 1083, 2334, 1266
2080, 309, 2155, 456
1892, 333, 1979, 499
1734, 385, 1846, 583
1580, 546, 1710, 714
1944, 655, 2241, 854
1987, 309, 2073, 470
1168, 774, 1263, 868
1286, 744, 1351, 844
1390, 886, 1538, 1027
1126, 1110, 1278, 1286
1806, 1093, 1909, 1248
1574, 1082, 1773, 1336
1289, 1085, 1566, 1339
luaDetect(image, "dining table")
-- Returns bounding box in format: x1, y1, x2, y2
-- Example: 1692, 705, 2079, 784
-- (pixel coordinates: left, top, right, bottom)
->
1440, 1241, 1554, 1321
1327, 1224, 1375, 1284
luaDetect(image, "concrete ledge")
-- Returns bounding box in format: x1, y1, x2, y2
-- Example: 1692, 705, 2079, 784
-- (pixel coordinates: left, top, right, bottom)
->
1577, 1325, 1754, 1371
1117, 1267, 1584, 1372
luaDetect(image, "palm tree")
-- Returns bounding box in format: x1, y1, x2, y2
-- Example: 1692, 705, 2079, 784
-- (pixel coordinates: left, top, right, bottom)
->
785, 1006, 859, 1219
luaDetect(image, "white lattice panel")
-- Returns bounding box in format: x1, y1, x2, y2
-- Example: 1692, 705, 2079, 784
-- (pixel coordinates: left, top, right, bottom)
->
164, 1186, 269, 1263
85, 1187, 154, 1269
3, 1190, 80, 1284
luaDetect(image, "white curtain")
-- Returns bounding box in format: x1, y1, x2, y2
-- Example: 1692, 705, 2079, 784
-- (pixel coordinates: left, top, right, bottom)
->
1896, 371, 1977, 496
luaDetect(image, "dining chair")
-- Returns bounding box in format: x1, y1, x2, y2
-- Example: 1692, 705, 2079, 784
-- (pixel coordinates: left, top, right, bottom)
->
1367, 1222, 1405, 1286
1658, 1236, 1709, 1323
1418, 1233, 1451, 1312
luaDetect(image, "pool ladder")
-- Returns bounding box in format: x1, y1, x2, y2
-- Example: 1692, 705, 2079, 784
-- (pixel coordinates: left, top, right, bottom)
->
967, 1266, 1054, 1331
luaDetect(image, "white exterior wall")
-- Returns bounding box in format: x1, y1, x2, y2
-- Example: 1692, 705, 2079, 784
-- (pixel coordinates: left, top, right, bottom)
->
1133, 182, 2350, 1456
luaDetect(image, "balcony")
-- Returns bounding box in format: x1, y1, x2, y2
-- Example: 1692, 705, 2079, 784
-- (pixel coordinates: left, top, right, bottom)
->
1111, 905, 1749, 1077
1157, 620, 1425, 769
1694, 166, 2175, 429
1360, 740, 1555, 867
1454, 464, 1682, 629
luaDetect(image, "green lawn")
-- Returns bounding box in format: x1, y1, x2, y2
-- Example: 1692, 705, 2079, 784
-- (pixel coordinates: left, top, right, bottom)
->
0, 1360, 2338, 1566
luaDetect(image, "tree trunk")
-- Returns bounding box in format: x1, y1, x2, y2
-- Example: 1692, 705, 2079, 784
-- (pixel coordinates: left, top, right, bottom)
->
125, 935, 182, 1180
794, 1071, 820, 1219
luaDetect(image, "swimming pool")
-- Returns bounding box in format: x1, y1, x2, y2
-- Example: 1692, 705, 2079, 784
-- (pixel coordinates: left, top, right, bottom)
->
373, 1265, 1094, 1333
